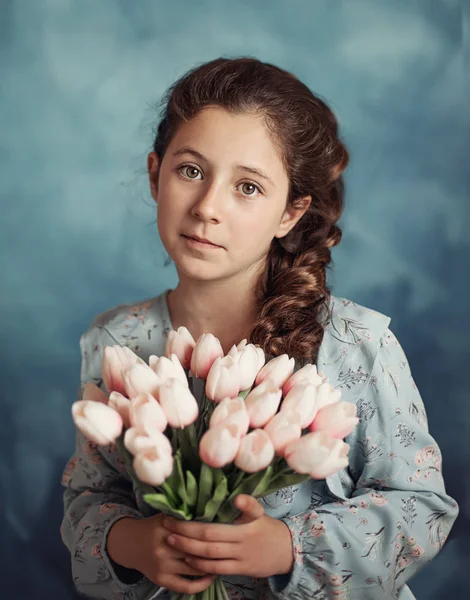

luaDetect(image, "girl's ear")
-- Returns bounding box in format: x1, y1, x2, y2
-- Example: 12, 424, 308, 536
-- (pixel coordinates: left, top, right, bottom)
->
147, 152, 160, 203
275, 195, 311, 239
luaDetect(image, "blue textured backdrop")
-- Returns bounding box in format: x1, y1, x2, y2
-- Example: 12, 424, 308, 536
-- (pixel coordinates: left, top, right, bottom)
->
1, 1, 468, 598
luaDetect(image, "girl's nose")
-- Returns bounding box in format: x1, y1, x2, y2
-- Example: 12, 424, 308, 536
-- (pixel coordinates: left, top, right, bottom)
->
190, 181, 223, 223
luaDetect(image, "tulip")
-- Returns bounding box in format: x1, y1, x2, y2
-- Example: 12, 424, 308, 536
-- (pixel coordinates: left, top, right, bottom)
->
316, 381, 342, 411
283, 363, 322, 396
149, 354, 188, 387
165, 326, 196, 370
108, 391, 132, 428
205, 355, 241, 402
264, 410, 302, 455
124, 425, 172, 456
255, 347, 266, 371
199, 424, 241, 468
133, 445, 174, 487
244, 379, 282, 428
157, 377, 199, 428
72, 400, 123, 445
102, 345, 143, 395
227, 344, 262, 391
209, 397, 250, 436
123, 363, 162, 398
82, 382, 109, 404
281, 381, 319, 429
235, 429, 275, 473
255, 354, 295, 389
284, 431, 350, 479
190, 333, 224, 379
129, 392, 168, 432
309, 401, 359, 439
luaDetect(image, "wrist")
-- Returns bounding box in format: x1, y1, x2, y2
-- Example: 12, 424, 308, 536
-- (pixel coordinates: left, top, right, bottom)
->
107, 516, 141, 570
276, 519, 294, 575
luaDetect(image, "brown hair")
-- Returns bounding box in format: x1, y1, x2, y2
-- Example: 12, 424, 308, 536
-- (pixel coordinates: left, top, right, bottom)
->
153, 57, 348, 363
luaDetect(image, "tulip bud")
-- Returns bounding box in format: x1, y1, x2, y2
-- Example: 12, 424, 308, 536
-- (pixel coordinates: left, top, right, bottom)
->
281, 381, 319, 428
165, 326, 196, 370
157, 377, 199, 428
102, 345, 143, 395
108, 391, 132, 428
199, 424, 241, 468
82, 382, 109, 404
133, 446, 174, 487
124, 425, 172, 456
316, 381, 342, 410
209, 397, 250, 436
190, 333, 224, 379
72, 400, 123, 445
205, 355, 240, 402
235, 429, 275, 473
283, 363, 322, 396
129, 392, 168, 432
264, 410, 302, 455
244, 379, 282, 428
284, 431, 350, 479
309, 401, 359, 439
123, 363, 162, 398
229, 344, 262, 391
255, 354, 295, 389
149, 354, 188, 387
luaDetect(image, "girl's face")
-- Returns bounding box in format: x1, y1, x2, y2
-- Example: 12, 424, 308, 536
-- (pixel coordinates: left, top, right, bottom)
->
148, 106, 309, 286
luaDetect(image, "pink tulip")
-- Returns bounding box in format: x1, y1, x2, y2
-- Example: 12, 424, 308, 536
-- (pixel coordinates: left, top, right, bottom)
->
264, 410, 302, 455
227, 343, 261, 391
284, 431, 350, 479
255, 347, 266, 371
199, 424, 241, 468
72, 400, 123, 445
205, 355, 240, 402
316, 381, 342, 410
149, 354, 188, 387
209, 397, 250, 436
82, 382, 109, 404
123, 363, 162, 398
190, 333, 224, 379
157, 378, 199, 428
108, 391, 132, 428
165, 326, 196, 370
133, 445, 174, 487
281, 381, 319, 428
102, 345, 143, 395
309, 401, 359, 439
124, 425, 172, 456
235, 429, 275, 473
255, 354, 295, 389
244, 379, 282, 428
283, 364, 322, 396
129, 393, 168, 432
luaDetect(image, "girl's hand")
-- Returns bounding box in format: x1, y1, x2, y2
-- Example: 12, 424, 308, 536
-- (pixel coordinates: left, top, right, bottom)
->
162, 495, 294, 578
107, 514, 216, 595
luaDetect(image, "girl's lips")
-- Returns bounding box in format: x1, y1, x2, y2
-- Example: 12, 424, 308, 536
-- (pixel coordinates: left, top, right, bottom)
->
182, 235, 223, 249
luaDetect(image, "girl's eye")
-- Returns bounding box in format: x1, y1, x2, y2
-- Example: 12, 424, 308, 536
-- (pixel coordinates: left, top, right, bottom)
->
179, 165, 202, 179
239, 182, 261, 196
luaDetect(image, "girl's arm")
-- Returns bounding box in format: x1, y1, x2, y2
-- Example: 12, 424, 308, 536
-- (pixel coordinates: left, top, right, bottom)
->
268, 328, 458, 600
60, 323, 159, 600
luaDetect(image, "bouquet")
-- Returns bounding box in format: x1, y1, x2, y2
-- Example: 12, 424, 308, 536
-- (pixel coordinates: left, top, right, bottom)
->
72, 327, 359, 600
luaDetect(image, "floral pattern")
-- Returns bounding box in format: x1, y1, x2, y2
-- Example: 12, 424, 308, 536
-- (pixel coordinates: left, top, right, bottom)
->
60, 292, 458, 600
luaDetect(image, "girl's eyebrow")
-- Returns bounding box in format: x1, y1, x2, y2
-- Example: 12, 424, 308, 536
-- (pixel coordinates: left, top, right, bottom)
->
172, 145, 276, 188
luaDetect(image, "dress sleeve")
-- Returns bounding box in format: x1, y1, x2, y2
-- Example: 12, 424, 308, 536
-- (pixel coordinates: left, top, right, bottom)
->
60, 323, 160, 600
268, 328, 459, 600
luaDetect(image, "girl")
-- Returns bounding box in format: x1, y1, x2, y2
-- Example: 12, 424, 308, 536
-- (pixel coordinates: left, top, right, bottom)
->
60, 57, 458, 600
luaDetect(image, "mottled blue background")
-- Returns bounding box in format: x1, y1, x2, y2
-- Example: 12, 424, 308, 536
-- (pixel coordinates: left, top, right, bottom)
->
1, 0, 468, 598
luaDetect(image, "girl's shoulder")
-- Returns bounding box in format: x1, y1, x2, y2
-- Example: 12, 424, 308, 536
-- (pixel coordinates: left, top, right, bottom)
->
318, 295, 393, 397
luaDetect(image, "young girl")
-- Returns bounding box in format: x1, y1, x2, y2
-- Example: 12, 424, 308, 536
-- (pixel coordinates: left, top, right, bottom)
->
60, 57, 458, 600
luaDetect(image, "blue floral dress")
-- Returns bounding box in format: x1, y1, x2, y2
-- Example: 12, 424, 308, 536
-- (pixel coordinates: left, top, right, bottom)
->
60, 290, 458, 599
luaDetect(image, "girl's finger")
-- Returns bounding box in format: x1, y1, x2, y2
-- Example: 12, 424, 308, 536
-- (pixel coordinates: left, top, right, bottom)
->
169, 558, 210, 577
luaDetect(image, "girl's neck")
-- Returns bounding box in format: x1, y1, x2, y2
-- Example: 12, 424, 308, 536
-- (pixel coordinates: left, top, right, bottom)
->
167, 280, 259, 354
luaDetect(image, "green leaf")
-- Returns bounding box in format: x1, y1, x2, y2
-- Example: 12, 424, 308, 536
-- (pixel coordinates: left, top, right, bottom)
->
196, 462, 213, 518
186, 470, 198, 507
142, 493, 192, 520
200, 473, 228, 522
